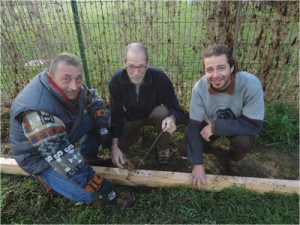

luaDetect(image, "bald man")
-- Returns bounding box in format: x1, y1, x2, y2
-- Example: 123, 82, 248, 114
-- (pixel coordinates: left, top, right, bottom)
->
109, 43, 184, 168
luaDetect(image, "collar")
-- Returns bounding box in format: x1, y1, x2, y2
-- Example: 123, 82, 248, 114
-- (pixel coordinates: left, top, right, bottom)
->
208, 74, 235, 95
119, 68, 152, 86
46, 73, 80, 104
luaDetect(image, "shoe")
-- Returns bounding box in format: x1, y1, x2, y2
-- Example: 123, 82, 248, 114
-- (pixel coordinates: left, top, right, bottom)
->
158, 148, 171, 164
228, 158, 242, 176
82, 156, 114, 167
132, 136, 143, 148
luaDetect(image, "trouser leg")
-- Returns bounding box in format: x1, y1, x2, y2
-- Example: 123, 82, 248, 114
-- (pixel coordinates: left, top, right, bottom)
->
118, 117, 146, 150
77, 111, 101, 158
146, 106, 170, 150
227, 135, 256, 161
178, 132, 219, 157
118, 106, 170, 150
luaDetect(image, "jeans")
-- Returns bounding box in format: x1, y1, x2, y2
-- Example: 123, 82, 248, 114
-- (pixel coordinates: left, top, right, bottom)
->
39, 110, 102, 203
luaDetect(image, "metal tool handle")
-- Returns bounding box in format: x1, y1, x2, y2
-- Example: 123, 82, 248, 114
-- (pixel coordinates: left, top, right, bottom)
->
134, 127, 166, 172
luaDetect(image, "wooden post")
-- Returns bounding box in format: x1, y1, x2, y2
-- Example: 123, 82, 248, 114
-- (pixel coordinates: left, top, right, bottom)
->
1, 157, 299, 194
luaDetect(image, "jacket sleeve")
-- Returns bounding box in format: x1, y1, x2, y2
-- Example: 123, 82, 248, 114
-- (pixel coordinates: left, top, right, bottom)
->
212, 79, 264, 136
186, 81, 207, 165
21, 111, 107, 193
157, 75, 184, 125
109, 76, 125, 138
84, 88, 108, 126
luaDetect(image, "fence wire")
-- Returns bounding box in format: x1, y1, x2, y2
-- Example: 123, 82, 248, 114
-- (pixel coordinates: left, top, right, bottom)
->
1, 0, 299, 110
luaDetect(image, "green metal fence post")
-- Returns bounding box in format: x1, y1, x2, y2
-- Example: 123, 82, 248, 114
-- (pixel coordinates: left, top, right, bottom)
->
71, 0, 91, 88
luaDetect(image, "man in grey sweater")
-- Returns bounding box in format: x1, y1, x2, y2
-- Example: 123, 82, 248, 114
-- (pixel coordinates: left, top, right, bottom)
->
179, 45, 264, 189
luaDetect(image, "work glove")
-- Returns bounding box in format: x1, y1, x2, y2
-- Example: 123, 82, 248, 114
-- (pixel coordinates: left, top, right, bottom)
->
98, 124, 112, 150
99, 178, 118, 205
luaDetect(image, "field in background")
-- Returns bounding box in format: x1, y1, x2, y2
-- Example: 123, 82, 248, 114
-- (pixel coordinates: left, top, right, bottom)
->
1, 0, 299, 109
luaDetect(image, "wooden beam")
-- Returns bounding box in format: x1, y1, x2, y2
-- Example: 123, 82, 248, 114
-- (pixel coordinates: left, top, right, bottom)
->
1, 157, 299, 194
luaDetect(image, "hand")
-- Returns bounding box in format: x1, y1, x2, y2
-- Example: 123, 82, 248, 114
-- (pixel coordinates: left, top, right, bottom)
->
99, 178, 118, 205
99, 126, 112, 149
161, 116, 177, 134
189, 165, 206, 190
200, 124, 213, 142
111, 139, 125, 168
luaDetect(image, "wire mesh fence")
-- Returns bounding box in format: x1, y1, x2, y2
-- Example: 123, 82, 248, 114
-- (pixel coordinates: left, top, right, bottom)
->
1, 0, 299, 110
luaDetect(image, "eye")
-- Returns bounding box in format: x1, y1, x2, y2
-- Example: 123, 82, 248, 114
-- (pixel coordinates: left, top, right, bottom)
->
206, 68, 213, 73
76, 77, 82, 82
138, 66, 146, 69
127, 65, 134, 69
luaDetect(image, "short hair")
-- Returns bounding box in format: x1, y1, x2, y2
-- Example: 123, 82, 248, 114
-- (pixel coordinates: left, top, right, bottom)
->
49, 53, 82, 75
123, 43, 149, 63
203, 45, 239, 75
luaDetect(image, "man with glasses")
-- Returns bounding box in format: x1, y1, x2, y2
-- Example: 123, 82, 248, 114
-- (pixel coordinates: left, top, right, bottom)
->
109, 43, 184, 168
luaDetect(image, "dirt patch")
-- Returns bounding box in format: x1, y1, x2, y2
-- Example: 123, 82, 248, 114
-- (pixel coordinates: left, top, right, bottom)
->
121, 139, 299, 181
1, 107, 299, 180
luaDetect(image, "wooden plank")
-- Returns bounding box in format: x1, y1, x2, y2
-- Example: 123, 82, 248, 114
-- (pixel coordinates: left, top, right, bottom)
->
1, 157, 299, 194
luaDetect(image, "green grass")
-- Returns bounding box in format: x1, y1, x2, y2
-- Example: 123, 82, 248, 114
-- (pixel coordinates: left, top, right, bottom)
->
1, 1, 298, 106
1, 174, 298, 224
258, 101, 299, 153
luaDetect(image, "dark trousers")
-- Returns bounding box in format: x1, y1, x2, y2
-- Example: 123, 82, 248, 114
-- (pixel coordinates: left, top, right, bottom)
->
178, 131, 256, 162
118, 106, 170, 151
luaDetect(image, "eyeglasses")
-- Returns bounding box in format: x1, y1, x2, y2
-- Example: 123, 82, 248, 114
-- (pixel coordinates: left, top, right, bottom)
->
126, 65, 148, 73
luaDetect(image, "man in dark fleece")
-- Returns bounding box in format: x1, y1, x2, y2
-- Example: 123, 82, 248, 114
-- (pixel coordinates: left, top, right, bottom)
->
179, 45, 264, 189
109, 43, 184, 168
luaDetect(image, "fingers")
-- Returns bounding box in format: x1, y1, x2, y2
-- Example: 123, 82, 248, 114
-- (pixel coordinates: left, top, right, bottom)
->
162, 117, 177, 134
112, 149, 124, 169
200, 130, 210, 142
189, 165, 206, 190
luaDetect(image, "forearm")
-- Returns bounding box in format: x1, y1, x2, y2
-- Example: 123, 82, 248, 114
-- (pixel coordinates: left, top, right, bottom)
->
212, 116, 263, 136
186, 119, 205, 165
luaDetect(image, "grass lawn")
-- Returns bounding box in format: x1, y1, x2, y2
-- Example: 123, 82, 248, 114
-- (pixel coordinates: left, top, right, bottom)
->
1, 174, 299, 224
1, 1, 298, 106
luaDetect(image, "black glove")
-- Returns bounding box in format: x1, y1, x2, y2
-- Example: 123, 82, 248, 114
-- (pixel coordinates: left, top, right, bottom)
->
99, 178, 117, 205
98, 124, 112, 150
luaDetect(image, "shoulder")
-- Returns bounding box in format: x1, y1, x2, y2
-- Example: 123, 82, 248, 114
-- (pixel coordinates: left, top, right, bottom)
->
148, 67, 169, 81
110, 68, 124, 83
193, 75, 208, 91
236, 71, 261, 86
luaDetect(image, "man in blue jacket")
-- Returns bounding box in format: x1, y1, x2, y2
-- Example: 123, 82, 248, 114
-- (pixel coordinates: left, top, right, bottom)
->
109, 43, 184, 168
179, 45, 264, 189
10, 53, 118, 205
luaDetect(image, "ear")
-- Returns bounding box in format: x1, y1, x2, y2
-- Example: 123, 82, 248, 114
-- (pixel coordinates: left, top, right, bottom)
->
122, 59, 126, 69
147, 59, 150, 67
231, 66, 234, 73
47, 71, 53, 79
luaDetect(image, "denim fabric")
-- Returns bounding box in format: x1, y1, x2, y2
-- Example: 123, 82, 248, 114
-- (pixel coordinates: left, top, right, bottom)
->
39, 110, 103, 203
39, 166, 99, 203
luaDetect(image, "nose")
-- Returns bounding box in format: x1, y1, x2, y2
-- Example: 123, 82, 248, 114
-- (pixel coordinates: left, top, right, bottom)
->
132, 67, 140, 75
69, 79, 78, 91
212, 69, 219, 78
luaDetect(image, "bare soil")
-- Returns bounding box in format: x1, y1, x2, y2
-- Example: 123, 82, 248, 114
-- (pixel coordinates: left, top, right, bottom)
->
1, 107, 299, 180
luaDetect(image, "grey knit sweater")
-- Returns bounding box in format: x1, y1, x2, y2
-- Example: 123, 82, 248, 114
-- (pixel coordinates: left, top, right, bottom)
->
187, 71, 264, 165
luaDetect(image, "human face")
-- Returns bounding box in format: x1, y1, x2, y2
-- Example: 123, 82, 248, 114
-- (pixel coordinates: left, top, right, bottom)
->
123, 50, 149, 84
204, 54, 234, 91
49, 63, 83, 100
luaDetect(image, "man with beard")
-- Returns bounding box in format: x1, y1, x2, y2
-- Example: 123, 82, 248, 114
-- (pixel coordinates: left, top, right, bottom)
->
179, 45, 264, 189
